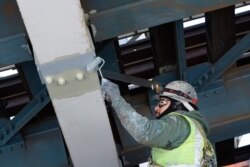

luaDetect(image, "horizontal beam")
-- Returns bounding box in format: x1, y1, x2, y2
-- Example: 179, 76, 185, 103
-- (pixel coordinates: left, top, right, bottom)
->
0, 34, 32, 67
89, 0, 246, 41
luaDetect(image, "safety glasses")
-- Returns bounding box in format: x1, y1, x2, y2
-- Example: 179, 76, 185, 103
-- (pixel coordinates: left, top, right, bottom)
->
157, 98, 170, 108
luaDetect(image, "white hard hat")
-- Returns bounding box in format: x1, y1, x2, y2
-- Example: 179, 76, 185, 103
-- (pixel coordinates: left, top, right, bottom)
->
160, 80, 198, 111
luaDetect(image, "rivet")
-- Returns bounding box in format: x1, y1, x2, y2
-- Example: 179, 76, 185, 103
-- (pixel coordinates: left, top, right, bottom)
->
204, 93, 209, 97
204, 74, 209, 80
58, 78, 66, 85
45, 76, 53, 84
5, 129, 9, 135
198, 79, 202, 85
76, 72, 84, 80
210, 67, 215, 74
214, 90, 219, 95
89, 10, 97, 14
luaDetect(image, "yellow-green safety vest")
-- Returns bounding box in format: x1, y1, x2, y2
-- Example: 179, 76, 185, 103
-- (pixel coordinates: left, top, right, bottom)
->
151, 113, 215, 167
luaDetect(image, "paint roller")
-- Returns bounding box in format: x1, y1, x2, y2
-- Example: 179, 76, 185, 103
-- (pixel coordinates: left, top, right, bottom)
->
86, 57, 162, 93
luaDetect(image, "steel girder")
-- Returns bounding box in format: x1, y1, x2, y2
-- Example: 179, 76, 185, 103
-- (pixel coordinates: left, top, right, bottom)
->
16, 1, 120, 167
193, 33, 250, 91
0, 88, 50, 146
0, 34, 32, 67
0, 0, 247, 42
0, 117, 68, 167
175, 20, 188, 81
0, 0, 25, 38
87, 0, 247, 41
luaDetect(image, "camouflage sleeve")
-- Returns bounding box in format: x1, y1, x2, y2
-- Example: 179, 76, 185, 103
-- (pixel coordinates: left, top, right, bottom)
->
112, 96, 190, 149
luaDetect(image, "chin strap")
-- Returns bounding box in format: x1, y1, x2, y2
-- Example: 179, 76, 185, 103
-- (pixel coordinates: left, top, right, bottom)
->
181, 101, 194, 111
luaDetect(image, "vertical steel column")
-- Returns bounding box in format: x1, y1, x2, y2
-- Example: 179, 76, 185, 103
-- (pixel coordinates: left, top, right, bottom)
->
149, 21, 187, 80
205, 6, 235, 63
16, 1, 120, 167
149, 22, 177, 74
17, 61, 45, 98
175, 20, 187, 81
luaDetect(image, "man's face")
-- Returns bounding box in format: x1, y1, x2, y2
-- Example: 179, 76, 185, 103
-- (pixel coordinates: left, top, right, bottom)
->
154, 97, 171, 117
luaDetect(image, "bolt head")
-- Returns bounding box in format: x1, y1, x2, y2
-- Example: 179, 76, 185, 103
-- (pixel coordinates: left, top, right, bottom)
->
89, 10, 97, 14
76, 72, 84, 80
58, 78, 66, 85
45, 76, 53, 84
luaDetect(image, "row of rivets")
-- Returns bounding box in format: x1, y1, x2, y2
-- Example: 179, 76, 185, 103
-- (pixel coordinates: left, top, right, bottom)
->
45, 72, 85, 85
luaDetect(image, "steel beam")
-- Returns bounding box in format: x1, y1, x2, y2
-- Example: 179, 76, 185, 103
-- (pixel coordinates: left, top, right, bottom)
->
0, 34, 32, 67
175, 20, 188, 81
89, 0, 246, 41
0, 88, 50, 146
0, 0, 26, 38
199, 65, 250, 142
149, 22, 177, 73
17, 61, 45, 97
205, 6, 235, 63
193, 33, 250, 91
80, 0, 141, 13
16, 1, 120, 167
0, 117, 69, 167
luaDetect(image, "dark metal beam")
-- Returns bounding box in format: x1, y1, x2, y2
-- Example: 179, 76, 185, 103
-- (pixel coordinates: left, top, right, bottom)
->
80, 0, 140, 13
0, 117, 69, 167
0, 34, 32, 67
175, 20, 187, 80
0, 88, 50, 146
89, 0, 246, 41
193, 33, 250, 91
17, 61, 44, 98
149, 22, 177, 73
0, 75, 24, 98
0, 0, 26, 38
205, 6, 236, 63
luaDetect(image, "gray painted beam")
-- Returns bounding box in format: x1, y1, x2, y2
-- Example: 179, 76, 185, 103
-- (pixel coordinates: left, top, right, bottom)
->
16, 1, 120, 166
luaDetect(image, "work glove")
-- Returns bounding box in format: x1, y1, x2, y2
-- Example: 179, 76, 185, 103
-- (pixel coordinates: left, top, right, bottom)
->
101, 79, 120, 102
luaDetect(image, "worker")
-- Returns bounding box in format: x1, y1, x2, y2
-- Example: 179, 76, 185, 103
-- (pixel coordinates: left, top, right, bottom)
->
101, 80, 217, 167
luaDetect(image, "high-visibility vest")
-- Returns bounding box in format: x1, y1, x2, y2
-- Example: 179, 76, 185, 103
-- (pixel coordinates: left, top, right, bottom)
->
151, 113, 216, 167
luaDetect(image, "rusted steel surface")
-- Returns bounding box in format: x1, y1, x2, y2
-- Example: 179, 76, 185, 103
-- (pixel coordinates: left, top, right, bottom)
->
89, 0, 246, 41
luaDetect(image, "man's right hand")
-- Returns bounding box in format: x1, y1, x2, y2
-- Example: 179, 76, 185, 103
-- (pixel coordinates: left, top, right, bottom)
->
101, 79, 120, 102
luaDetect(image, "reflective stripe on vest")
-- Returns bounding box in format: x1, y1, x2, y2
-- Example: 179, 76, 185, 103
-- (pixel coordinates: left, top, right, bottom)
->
151, 113, 205, 166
